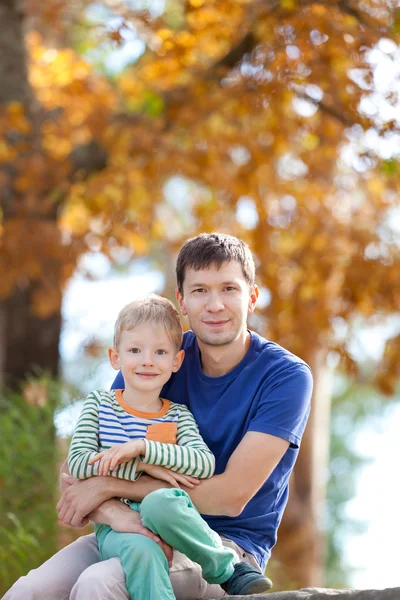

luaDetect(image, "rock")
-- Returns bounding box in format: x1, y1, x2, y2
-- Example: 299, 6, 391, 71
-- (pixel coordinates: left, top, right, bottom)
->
219, 587, 400, 600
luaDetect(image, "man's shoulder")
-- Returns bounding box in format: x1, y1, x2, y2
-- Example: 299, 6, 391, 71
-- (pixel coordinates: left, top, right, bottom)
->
182, 330, 196, 350
250, 330, 311, 375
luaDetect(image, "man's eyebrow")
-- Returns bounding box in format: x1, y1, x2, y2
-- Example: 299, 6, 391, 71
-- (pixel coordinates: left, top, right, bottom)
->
188, 280, 239, 287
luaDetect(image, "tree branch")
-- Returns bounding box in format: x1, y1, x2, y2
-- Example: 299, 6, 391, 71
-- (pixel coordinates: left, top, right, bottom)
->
294, 89, 356, 127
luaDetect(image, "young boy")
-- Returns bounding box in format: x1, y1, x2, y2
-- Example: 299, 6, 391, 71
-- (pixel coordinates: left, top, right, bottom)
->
68, 295, 273, 600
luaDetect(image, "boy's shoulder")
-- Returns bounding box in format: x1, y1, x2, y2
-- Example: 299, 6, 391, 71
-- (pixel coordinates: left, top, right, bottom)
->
85, 389, 116, 404
167, 400, 193, 418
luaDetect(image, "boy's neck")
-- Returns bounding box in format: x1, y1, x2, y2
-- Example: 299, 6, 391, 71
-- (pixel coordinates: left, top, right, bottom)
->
122, 387, 164, 413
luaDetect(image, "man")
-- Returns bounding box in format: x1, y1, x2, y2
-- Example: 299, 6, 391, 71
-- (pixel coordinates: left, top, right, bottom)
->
5, 232, 313, 600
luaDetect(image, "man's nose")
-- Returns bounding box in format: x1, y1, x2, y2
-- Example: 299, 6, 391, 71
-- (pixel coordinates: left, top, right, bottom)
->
206, 292, 224, 312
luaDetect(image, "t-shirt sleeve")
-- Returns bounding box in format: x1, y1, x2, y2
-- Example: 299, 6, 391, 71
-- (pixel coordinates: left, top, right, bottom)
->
111, 371, 125, 390
248, 363, 313, 448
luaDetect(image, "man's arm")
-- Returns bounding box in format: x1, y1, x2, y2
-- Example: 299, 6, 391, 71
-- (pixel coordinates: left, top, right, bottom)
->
185, 431, 289, 516
58, 459, 170, 527
57, 431, 288, 524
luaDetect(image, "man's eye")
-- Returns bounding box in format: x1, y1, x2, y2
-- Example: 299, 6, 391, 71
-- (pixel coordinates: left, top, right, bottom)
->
193, 288, 205, 293
130, 348, 140, 353
156, 349, 166, 355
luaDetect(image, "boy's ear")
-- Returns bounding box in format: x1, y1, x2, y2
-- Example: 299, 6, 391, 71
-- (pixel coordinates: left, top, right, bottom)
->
172, 349, 185, 373
108, 347, 120, 371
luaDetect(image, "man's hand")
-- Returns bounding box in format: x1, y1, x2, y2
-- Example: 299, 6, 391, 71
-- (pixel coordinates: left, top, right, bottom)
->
138, 463, 200, 489
88, 440, 146, 476
57, 473, 110, 527
100, 499, 173, 567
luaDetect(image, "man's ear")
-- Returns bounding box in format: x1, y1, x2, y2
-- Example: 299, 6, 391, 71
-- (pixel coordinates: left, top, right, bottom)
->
176, 288, 187, 316
248, 285, 259, 313
108, 347, 120, 371
172, 349, 185, 373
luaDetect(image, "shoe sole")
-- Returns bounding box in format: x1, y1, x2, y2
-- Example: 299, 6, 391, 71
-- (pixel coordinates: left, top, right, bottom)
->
240, 578, 273, 594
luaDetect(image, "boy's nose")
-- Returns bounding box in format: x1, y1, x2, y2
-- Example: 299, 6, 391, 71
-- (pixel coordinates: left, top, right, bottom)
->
141, 353, 154, 366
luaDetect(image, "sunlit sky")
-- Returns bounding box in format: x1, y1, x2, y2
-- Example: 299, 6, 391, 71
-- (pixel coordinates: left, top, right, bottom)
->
58, 261, 400, 590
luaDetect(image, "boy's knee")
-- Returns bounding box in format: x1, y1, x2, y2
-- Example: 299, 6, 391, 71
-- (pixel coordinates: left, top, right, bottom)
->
123, 534, 159, 562
141, 488, 190, 530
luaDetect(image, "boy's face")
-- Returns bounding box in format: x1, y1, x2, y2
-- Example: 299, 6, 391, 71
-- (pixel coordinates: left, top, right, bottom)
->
109, 323, 184, 393
176, 260, 258, 347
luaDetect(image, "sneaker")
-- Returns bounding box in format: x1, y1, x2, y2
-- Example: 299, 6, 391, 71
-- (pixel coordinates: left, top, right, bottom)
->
221, 562, 273, 595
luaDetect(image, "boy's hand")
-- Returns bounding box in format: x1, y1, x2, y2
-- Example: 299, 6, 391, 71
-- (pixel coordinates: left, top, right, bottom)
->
88, 440, 146, 476
138, 463, 200, 489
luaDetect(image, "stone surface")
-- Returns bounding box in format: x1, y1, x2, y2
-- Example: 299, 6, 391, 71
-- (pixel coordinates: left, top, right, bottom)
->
220, 588, 400, 600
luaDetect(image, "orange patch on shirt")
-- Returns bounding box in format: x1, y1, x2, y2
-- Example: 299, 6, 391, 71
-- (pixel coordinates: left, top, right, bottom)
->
146, 422, 177, 444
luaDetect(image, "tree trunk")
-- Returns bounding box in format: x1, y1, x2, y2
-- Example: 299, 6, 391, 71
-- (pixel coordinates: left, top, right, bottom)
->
0, 0, 31, 105
271, 352, 334, 589
0, 0, 62, 388
0, 286, 61, 388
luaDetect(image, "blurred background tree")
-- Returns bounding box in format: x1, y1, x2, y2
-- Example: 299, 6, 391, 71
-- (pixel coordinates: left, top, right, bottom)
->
0, 0, 399, 592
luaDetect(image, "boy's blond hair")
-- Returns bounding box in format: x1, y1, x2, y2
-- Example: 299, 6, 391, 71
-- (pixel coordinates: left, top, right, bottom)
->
113, 295, 183, 350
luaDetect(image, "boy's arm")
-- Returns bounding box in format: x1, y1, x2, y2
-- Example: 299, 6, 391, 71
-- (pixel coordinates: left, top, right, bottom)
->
58, 431, 288, 525
59, 365, 311, 522
140, 407, 215, 479
68, 392, 140, 482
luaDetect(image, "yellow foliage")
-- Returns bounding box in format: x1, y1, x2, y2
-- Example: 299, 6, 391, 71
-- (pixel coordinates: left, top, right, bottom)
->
0, 0, 398, 377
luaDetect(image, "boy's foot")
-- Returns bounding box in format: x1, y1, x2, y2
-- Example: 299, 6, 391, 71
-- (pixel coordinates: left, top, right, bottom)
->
221, 562, 273, 595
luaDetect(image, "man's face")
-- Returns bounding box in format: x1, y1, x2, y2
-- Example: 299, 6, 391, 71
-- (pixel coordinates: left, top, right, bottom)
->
176, 261, 258, 347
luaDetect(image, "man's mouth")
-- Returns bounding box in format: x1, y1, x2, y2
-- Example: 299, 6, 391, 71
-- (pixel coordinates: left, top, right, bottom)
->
203, 320, 229, 327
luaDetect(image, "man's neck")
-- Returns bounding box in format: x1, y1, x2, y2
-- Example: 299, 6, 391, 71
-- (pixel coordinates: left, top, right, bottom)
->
198, 330, 251, 377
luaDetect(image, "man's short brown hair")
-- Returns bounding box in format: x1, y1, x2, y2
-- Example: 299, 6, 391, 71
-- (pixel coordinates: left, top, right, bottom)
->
113, 295, 183, 350
176, 233, 256, 294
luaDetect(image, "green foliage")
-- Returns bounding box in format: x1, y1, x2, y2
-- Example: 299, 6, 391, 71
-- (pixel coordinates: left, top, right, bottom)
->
0, 378, 66, 595
325, 376, 394, 587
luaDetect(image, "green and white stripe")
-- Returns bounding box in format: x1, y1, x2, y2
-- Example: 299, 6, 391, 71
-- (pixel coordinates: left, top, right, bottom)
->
142, 405, 215, 478
68, 391, 140, 481
68, 390, 215, 481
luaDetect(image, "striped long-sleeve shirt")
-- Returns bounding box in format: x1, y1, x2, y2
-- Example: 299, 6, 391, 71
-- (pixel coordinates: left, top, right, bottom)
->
68, 389, 215, 483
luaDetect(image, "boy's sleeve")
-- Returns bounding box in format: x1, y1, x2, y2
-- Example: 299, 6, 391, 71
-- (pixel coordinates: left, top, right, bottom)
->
67, 391, 140, 481
140, 407, 215, 479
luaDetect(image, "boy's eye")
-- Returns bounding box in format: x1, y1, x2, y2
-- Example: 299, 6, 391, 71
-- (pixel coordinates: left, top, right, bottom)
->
130, 348, 140, 353
224, 286, 236, 291
155, 349, 166, 355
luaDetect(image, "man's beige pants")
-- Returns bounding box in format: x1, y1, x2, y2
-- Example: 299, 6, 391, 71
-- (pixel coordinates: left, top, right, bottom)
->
4, 533, 261, 600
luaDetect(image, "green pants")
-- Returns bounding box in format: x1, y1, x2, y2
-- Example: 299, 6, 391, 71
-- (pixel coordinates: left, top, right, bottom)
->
96, 488, 236, 600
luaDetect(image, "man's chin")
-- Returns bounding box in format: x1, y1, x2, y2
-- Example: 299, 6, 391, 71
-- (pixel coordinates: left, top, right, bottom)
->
197, 331, 238, 347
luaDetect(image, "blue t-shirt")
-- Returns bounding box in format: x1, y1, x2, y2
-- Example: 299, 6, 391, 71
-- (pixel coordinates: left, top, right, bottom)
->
111, 329, 312, 570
